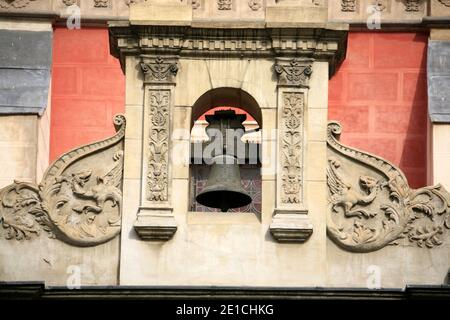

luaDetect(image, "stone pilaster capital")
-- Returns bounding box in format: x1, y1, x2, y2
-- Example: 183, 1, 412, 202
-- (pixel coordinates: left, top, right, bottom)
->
140, 56, 179, 85
274, 57, 313, 88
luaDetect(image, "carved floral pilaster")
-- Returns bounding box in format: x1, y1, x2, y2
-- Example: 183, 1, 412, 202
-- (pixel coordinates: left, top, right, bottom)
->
134, 56, 179, 241
280, 92, 304, 205
270, 58, 313, 243
147, 90, 170, 203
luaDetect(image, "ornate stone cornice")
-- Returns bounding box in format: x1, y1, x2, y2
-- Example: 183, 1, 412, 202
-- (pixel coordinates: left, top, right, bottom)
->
110, 25, 347, 77
274, 58, 313, 88
0, 1, 448, 27
140, 56, 179, 85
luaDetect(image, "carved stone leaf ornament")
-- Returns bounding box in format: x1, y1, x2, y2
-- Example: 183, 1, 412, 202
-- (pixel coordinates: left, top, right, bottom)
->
218, 0, 232, 10
326, 121, 450, 252
248, 0, 262, 11
94, 0, 109, 7
341, 0, 356, 12
0, 115, 126, 247
281, 93, 304, 204
0, 0, 35, 9
274, 59, 313, 87
140, 57, 178, 84
147, 90, 170, 202
438, 0, 450, 7
404, 0, 420, 11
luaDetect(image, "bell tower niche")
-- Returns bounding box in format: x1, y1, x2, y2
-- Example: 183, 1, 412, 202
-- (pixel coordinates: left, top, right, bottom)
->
109, 0, 347, 286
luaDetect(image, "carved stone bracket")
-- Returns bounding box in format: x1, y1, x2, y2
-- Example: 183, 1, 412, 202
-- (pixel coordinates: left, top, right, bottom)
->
327, 121, 450, 252
270, 210, 313, 243
140, 56, 179, 85
274, 58, 313, 88
134, 207, 177, 241
0, 115, 126, 247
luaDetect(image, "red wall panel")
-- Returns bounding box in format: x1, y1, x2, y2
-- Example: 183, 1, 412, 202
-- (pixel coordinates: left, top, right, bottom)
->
329, 32, 428, 188
50, 27, 125, 162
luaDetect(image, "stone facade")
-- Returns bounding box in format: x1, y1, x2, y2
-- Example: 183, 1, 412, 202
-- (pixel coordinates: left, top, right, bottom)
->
0, 0, 449, 291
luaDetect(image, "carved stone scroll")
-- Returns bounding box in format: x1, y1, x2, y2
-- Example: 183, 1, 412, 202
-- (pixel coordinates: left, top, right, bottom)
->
93, 0, 109, 7
405, 0, 420, 11
341, 0, 357, 12
0, 115, 126, 247
218, 0, 232, 10
140, 57, 178, 85
248, 0, 262, 11
274, 58, 313, 88
327, 121, 450, 252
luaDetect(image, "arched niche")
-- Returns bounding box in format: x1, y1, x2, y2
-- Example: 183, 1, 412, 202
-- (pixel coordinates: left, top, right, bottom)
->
190, 87, 263, 130
189, 87, 263, 215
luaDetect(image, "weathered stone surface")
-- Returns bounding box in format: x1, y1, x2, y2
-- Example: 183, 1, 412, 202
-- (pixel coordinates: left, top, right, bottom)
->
134, 208, 177, 241
269, 211, 313, 243
428, 40, 450, 123
0, 30, 52, 114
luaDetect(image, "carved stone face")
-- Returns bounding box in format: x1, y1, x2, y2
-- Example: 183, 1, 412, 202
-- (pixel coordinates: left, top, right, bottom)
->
359, 175, 378, 191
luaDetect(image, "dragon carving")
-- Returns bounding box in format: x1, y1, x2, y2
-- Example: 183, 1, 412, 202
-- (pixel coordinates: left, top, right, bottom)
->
327, 157, 380, 219
0, 115, 126, 247
327, 121, 450, 252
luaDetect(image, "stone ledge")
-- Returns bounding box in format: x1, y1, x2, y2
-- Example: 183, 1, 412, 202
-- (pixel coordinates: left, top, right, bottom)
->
134, 208, 177, 241
269, 210, 313, 243
130, 3, 192, 26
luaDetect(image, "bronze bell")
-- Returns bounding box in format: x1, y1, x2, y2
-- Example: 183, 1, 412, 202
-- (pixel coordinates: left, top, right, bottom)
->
195, 110, 252, 212
196, 154, 252, 212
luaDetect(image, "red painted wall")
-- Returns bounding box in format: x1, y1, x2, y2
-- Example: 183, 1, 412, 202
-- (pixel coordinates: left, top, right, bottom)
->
49, 30, 428, 188
50, 27, 125, 162
329, 32, 428, 188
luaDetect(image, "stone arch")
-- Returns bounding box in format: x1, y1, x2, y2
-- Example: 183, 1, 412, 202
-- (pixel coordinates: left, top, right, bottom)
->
190, 87, 263, 128
189, 87, 263, 215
